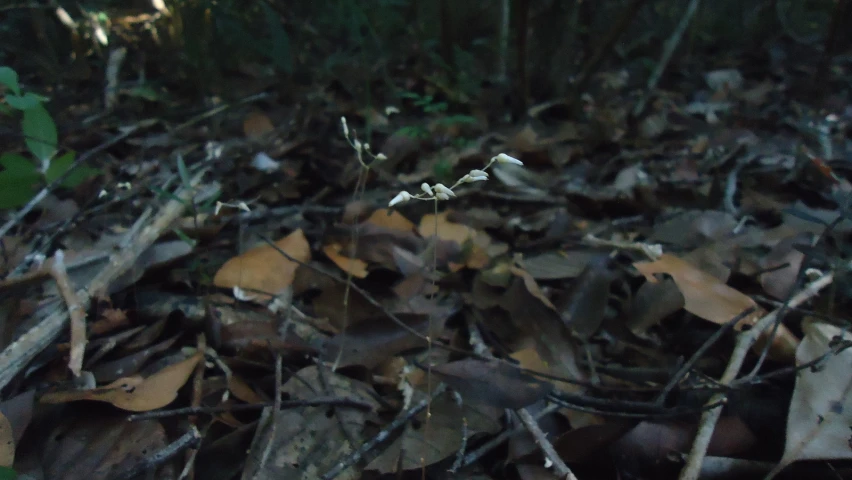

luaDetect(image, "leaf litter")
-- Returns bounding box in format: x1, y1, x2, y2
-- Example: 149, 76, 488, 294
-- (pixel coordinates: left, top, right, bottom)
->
5, 11, 852, 480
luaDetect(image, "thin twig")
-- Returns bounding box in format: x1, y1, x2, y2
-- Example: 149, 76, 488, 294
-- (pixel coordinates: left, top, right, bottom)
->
0, 169, 212, 391
516, 408, 577, 479
465, 315, 577, 479
679, 271, 834, 480
654, 307, 756, 405
126, 396, 375, 421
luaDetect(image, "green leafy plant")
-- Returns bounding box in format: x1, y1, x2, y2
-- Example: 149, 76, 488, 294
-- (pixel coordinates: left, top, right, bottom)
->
0, 66, 100, 209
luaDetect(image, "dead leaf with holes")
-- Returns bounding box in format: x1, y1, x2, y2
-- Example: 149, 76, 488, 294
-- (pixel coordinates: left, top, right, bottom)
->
366, 389, 502, 473
214, 229, 311, 300
40, 351, 203, 411
634, 253, 798, 360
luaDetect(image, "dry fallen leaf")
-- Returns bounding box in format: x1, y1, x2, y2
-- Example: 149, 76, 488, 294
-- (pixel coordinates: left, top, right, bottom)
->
323, 243, 369, 278
634, 253, 798, 360
634, 253, 757, 326
41, 351, 203, 411
243, 111, 275, 138
365, 208, 416, 233
782, 321, 852, 466
213, 229, 311, 297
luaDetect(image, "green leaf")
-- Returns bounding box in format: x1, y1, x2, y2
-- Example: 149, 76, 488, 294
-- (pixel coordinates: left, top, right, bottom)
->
0, 66, 20, 96
0, 153, 41, 209
44, 151, 100, 188
5, 92, 42, 110
176, 155, 191, 187
21, 104, 57, 164
260, 3, 293, 73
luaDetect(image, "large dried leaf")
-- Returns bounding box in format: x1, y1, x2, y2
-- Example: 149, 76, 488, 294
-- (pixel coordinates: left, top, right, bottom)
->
41, 351, 203, 411
634, 254, 756, 326
782, 321, 852, 464
214, 229, 311, 297
241, 365, 379, 480
430, 358, 553, 409
634, 253, 798, 359
366, 390, 501, 473
322, 243, 369, 278
42, 416, 168, 480
556, 256, 612, 340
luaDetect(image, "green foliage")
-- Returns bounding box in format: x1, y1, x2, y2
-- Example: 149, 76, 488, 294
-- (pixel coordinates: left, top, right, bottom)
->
0, 466, 16, 480
0, 66, 100, 209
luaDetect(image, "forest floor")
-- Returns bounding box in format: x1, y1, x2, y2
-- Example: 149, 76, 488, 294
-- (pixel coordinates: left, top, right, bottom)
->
2, 12, 852, 480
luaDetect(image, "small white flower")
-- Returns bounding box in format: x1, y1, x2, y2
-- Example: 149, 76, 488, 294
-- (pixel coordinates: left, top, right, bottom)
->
389, 191, 412, 207
385, 106, 400, 116
375, 153, 388, 161
469, 169, 489, 178
237, 201, 251, 213
353, 139, 363, 153
363, 143, 371, 151
435, 192, 451, 201
421, 183, 434, 195
459, 174, 486, 183
433, 183, 455, 197
341, 117, 349, 138
494, 153, 523, 165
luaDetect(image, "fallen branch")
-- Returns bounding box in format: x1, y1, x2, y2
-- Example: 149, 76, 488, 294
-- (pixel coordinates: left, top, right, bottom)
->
679, 271, 834, 480
0, 168, 212, 391
48, 250, 86, 377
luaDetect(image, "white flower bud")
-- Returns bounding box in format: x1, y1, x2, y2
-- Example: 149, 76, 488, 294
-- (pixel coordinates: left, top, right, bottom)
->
435, 192, 450, 201
493, 153, 523, 165
385, 106, 400, 116
469, 169, 489, 178
389, 191, 412, 207
433, 183, 455, 197
353, 139, 363, 153
341, 117, 349, 138
421, 183, 433, 195
375, 153, 388, 161
363, 143, 371, 151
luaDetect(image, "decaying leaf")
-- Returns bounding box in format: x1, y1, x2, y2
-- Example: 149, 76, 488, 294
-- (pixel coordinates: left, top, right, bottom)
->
430, 358, 553, 409
322, 313, 438, 369
42, 416, 168, 480
213, 229, 311, 298
366, 390, 502, 473
241, 365, 379, 479
782, 321, 852, 465
41, 351, 203, 412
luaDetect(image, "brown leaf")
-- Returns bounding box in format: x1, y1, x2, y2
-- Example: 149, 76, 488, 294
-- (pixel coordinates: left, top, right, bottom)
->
759, 233, 811, 300
322, 243, 369, 278
634, 254, 756, 326
41, 351, 203, 412
556, 256, 613, 340
242, 111, 275, 138
365, 208, 416, 233
213, 229, 311, 298
431, 358, 553, 409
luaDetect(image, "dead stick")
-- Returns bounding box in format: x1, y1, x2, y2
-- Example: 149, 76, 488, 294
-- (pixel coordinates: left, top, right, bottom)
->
0, 169, 211, 391
48, 250, 86, 376
679, 272, 834, 480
